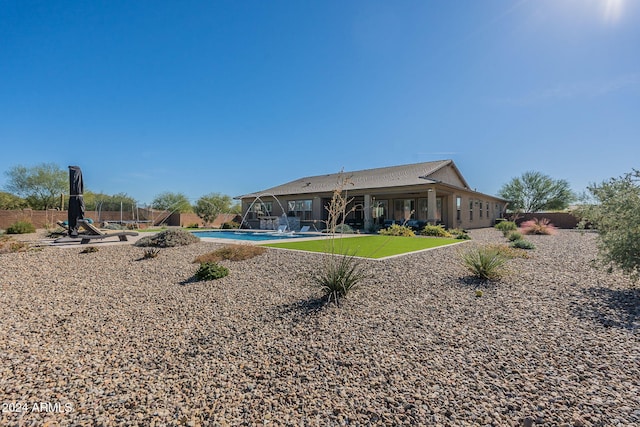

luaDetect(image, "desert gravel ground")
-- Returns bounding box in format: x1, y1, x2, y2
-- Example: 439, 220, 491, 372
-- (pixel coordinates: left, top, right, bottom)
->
0, 229, 638, 426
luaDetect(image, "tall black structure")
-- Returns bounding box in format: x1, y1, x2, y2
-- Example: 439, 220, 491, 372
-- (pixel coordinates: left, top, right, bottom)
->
68, 166, 85, 237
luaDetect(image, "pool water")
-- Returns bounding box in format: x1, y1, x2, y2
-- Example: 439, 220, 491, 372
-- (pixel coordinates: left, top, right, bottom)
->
192, 230, 317, 242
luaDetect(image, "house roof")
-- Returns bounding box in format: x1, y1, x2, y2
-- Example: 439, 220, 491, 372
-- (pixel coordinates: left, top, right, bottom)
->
238, 159, 475, 199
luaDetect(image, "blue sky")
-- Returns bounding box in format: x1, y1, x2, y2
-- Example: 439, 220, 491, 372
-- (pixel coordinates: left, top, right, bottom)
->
1, 0, 638, 206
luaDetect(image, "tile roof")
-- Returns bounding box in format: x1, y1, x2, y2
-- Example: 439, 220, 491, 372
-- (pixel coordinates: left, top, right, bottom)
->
239, 160, 463, 198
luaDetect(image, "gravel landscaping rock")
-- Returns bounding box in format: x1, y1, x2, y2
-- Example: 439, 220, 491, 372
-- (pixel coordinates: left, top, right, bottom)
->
1, 229, 638, 426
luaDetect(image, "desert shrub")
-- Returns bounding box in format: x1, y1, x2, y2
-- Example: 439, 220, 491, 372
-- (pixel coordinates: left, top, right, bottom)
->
195, 262, 229, 281
194, 245, 266, 263
449, 228, 471, 240
185, 223, 200, 229
460, 246, 508, 281
511, 239, 535, 250
576, 170, 640, 281
6, 220, 36, 234
333, 224, 355, 234
495, 220, 517, 235
520, 217, 557, 235
313, 252, 364, 304
135, 229, 200, 248
0, 235, 29, 254
221, 221, 240, 229
420, 223, 452, 238
142, 248, 160, 259
80, 246, 99, 254
506, 231, 523, 242
379, 224, 415, 237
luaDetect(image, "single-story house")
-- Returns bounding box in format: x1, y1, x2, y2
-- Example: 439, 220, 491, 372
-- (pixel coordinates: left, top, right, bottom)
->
236, 160, 508, 231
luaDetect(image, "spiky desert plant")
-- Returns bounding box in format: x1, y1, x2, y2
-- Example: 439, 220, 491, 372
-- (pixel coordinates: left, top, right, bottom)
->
520, 217, 557, 235
313, 172, 366, 304
506, 231, 523, 242
142, 248, 161, 259
460, 246, 507, 281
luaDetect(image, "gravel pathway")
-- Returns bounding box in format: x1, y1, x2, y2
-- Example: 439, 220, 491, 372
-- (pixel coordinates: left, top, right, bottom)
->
1, 229, 638, 426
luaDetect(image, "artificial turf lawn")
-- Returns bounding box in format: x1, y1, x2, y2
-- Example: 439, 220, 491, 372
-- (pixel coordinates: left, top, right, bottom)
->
262, 235, 461, 259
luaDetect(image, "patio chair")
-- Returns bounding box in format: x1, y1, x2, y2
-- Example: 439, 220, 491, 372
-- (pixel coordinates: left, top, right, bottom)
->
276, 225, 288, 233
54, 219, 138, 244
299, 225, 311, 232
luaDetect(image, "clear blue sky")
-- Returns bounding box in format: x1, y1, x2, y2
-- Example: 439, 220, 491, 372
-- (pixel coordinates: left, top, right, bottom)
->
1, 0, 638, 206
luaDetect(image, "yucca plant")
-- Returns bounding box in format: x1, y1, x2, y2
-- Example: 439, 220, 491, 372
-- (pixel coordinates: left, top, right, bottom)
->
460, 246, 507, 281
313, 251, 364, 305
313, 172, 367, 304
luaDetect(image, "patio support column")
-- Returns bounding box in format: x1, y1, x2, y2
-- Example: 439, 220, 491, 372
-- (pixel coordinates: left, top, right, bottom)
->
427, 187, 437, 224
363, 194, 373, 231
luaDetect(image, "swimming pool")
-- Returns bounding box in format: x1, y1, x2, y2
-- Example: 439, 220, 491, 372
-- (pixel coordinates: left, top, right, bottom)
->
192, 230, 318, 242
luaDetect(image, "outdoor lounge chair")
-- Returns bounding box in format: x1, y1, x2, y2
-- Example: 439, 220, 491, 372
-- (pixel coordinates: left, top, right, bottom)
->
299, 225, 310, 232
276, 225, 288, 233
54, 219, 138, 244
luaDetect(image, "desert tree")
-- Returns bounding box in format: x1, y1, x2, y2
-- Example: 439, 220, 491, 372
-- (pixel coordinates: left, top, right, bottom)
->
576, 170, 640, 283
3, 163, 67, 210
151, 191, 193, 213
498, 171, 575, 213
194, 193, 234, 225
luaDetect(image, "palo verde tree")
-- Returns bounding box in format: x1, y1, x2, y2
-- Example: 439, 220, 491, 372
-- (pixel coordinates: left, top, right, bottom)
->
194, 193, 235, 225
576, 170, 640, 283
498, 171, 575, 213
3, 163, 67, 210
151, 192, 193, 213
0, 192, 28, 210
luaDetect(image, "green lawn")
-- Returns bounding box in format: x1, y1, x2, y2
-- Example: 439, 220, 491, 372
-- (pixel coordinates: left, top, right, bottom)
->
262, 235, 462, 259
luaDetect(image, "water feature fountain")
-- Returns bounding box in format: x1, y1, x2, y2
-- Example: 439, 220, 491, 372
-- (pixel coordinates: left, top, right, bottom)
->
237, 193, 294, 231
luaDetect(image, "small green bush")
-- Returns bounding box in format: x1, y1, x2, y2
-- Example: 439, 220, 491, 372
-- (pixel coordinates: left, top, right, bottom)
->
495, 220, 517, 236
511, 239, 535, 250
185, 223, 200, 229
379, 224, 415, 237
195, 262, 229, 281
449, 228, 471, 240
333, 224, 355, 234
420, 223, 453, 238
460, 246, 508, 281
135, 229, 200, 248
80, 246, 99, 254
506, 231, 523, 242
6, 220, 36, 234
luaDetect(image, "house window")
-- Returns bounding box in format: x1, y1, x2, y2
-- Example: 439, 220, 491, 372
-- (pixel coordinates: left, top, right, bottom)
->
479, 201, 483, 218
288, 200, 312, 220
418, 198, 428, 221
469, 199, 473, 221
246, 201, 273, 220
456, 196, 461, 221
394, 199, 415, 221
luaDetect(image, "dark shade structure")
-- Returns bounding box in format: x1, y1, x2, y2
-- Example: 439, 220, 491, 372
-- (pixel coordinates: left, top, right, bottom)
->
68, 166, 85, 237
